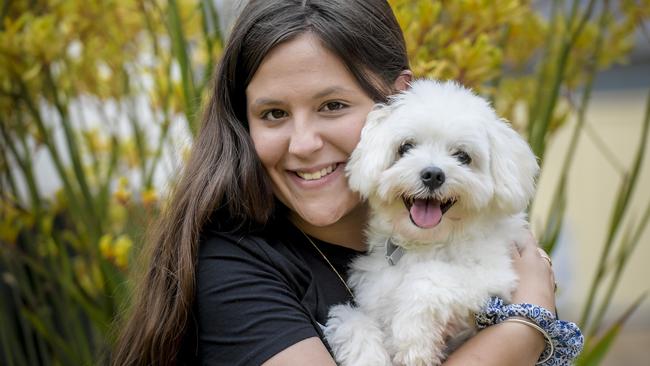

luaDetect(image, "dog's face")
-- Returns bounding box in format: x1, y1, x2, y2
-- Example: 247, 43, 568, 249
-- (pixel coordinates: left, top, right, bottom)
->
346, 80, 539, 244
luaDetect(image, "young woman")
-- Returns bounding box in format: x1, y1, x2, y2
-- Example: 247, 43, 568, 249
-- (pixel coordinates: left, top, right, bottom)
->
112, 1, 557, 365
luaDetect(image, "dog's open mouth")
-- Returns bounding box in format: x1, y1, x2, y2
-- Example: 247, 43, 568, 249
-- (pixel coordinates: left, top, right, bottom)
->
402, 196, 456, 229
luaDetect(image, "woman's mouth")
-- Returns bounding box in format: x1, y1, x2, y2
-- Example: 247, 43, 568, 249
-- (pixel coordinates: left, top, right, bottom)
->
295, 163, 339, 181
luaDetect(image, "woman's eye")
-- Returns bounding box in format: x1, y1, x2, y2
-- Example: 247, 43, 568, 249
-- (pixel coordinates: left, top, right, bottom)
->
321, 101, 346, 112
398, 141, 414, 156
453, 150, 472, 165
262, 109, 288, 120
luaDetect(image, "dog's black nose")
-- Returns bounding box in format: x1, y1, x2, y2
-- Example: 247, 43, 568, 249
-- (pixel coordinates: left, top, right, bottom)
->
420, 166, 445, 190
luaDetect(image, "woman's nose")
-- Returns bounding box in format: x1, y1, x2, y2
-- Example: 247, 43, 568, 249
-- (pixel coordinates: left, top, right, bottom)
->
288, 114, 323, 158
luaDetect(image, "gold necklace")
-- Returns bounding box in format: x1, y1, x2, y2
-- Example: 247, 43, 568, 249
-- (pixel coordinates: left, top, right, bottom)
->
298, 229, 356, 300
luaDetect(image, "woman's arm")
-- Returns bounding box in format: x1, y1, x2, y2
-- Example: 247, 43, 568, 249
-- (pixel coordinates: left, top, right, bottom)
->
264, 323, 545, 366
444, 232, 556, 365
443, 318, 546, 365
263, 338, 337, 366
263, 322, 544, 366
197, 235, 327, 366
263, 233, 555, 366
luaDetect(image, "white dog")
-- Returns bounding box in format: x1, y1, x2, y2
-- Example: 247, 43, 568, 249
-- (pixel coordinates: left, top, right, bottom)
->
324, 80, 539, 366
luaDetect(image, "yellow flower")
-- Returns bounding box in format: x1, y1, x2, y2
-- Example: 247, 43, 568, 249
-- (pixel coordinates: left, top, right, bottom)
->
83, 128, 109, 155
0, 201, 19, 244
114, 176, 131, 205
98, 233, 133, 269
0, 220, 19, 244
22, 63, 41, 81
121, 140, 141, 170
99, 234, 114, 259
142, 188, 158, 208
113, 235, 133, 269
107, 202, 128, 232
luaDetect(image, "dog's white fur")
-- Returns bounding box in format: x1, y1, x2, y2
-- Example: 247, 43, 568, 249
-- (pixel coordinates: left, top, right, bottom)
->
324, 80, 539, 366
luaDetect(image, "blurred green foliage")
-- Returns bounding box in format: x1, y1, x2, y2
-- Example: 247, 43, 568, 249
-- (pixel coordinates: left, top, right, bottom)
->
1, 0, 649, 364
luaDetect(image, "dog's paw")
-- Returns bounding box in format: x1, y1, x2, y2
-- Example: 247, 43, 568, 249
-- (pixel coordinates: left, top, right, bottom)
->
390, 315, 446, 366
325, 305, 391, 366
392, 345, 444, 366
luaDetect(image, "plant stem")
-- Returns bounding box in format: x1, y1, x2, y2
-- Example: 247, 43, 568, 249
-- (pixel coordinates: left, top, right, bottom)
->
167, 0, 199, 135
542, 0, 607, 254
43, 66, 103, 239
17, 80, 94, 240
0, 119, 41, 214
580, 89, 650, 328
589, 200, 650, 337
528, 0, 560, 140
530, 0, 596, 160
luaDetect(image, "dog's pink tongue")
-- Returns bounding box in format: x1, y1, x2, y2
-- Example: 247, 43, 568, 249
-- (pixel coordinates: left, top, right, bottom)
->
410, 199, 442, 228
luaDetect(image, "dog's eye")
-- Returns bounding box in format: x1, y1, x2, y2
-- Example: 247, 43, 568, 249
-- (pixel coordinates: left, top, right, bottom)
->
398, 141, 414, 156
453, 150, 472, 165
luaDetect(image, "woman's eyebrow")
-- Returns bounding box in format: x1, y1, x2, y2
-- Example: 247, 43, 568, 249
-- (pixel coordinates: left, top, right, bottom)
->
312, 86, 353, 99
250, 86, 354, 108
250, 98, 284, 108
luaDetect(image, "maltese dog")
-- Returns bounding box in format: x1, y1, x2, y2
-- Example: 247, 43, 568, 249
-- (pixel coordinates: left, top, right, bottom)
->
324, 80, 539, 366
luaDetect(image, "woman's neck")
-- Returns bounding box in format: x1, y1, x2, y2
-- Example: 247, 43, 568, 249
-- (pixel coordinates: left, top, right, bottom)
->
290, 204, 368, 252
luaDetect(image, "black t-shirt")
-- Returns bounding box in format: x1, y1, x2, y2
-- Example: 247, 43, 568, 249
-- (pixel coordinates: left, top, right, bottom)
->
194, 218, 361, 365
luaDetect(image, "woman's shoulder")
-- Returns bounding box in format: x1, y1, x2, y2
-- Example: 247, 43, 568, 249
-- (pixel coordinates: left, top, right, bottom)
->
199, 220, 299, 266
197, 219, 313, 291
194, 221, 320, 365
199, 229, 271, 258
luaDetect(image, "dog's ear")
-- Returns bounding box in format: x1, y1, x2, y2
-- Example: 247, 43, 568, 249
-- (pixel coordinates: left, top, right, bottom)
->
488, 118, 539, 213
346, 104, 396, 198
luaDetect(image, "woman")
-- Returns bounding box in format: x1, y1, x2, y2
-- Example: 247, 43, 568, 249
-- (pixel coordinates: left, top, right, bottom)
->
112, 1, 558, 365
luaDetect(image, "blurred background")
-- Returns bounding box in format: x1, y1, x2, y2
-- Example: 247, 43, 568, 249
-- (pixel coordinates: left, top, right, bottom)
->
1, 0, 649, 365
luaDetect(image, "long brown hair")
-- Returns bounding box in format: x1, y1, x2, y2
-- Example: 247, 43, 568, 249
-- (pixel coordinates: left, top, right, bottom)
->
110, 1, 409, 364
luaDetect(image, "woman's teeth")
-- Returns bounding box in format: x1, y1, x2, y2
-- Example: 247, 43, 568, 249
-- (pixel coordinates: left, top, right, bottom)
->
296, 164, 336, 181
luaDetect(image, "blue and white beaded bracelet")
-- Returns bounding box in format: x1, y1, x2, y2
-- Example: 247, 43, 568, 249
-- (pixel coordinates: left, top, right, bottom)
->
475, 297, 584, 366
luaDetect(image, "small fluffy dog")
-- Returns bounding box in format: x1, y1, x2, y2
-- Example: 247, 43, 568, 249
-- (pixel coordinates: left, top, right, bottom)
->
324, 80, 539, 366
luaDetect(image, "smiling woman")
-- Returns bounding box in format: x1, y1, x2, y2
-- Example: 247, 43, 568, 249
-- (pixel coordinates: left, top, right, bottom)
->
246, 32, 378, 247
110, 1, 557, 365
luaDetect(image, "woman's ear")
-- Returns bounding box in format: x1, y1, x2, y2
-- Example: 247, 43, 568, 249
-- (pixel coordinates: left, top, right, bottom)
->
393, 69, 413, 92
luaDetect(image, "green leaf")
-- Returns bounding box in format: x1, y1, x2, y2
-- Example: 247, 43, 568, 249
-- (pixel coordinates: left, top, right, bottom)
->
577, 292, 647, 365
167, 0, 199, 135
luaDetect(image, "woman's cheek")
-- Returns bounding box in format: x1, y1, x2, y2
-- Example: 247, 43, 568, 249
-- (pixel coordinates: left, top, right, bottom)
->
250, 126, 278, 167
342, 113, 369, 153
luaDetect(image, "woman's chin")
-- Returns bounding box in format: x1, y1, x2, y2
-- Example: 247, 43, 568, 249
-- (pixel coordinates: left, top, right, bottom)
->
290, 199, 361, 228
293, 209, 345, 228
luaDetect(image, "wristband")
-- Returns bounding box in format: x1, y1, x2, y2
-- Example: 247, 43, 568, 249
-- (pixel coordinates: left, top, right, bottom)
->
475, 297, 584, 366
502, 318, 554, 364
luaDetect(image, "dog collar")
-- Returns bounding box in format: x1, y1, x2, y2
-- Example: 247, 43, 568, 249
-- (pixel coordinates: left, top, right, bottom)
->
385, 238, 404, 265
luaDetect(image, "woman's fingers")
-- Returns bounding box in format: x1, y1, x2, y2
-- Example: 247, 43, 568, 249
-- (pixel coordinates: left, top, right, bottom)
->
536, 247, 552, 267
536, 247, 558, 292
510, 231, 557, 311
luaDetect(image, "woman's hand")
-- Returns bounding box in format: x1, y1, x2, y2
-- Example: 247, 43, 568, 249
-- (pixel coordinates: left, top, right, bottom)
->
511, 231, 556, 312
444, 231, 556, 365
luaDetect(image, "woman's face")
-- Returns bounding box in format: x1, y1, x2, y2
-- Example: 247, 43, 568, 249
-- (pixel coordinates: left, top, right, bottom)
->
246, 33, 375, 228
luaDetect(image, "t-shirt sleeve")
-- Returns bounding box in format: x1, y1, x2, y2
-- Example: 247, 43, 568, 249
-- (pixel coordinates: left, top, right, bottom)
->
196, 234, 319, 366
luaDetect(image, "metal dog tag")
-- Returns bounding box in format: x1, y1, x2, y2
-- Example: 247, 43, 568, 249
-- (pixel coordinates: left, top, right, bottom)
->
385, 238, 404, 265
